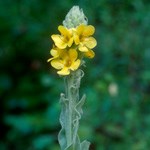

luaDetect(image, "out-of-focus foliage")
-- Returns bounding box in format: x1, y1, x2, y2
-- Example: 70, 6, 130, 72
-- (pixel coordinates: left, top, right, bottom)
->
0, 0, 150, 150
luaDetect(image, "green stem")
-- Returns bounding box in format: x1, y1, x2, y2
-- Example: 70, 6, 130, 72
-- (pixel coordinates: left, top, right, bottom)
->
66, 75, 73, 147
58, 70, 90, 150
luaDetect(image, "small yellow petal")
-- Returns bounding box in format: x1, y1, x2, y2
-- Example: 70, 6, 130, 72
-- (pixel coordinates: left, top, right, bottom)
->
83, 37, 97, 49
84, 49, 95, 58
57, 67, 70, 75
51, 35, 67, 49
47, 57, 54, 62
78, 45, 89, 52
68, 37, 74, 47
58, 26, 70, 37
68, 49, 78, 61
76, 24, 84, 35
70, 59, 81, 70
73, 34, 80, 45
83, 25, 95, 36
50, 49, 58, 57
51, 59, 64, 69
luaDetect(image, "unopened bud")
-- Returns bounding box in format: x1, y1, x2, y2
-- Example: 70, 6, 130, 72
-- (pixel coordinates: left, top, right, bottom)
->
63, 6, 88, 28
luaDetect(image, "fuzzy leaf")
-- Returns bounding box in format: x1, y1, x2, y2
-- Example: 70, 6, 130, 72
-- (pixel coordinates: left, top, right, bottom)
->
74, 135, 81, 150
76, 94, 86, 115
81, 140, 90, 150
58, 93, 69, 150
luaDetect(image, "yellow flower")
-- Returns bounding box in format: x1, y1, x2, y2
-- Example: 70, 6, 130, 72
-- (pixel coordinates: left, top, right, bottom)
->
84, 49, 95, 58
48, 24, 97, 75
51, 49, 81, 75
47, 46, 63, 62
73, 24, 97, 58
51, 26, 74, 49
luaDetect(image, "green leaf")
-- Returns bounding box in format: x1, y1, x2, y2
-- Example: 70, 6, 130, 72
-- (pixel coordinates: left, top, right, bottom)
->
58, 93, 68, 150
81, 141, 90, 150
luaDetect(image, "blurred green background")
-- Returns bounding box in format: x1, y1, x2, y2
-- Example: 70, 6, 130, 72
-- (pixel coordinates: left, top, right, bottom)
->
0, 0, 150, 150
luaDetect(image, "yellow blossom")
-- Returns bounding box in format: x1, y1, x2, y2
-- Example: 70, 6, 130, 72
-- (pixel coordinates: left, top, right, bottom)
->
51, 26, 74, 49
84, 49, 95, 58
73, 24, 97, 58
51, 49, 81, 75
47, 46, 63, 62
48, 24, 97, 75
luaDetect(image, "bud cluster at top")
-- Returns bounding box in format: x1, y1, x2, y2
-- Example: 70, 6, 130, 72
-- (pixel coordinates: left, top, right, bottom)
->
63, 6, 88, 28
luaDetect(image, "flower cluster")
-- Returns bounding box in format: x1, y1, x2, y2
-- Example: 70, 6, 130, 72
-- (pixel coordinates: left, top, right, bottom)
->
48, 24, 97, 75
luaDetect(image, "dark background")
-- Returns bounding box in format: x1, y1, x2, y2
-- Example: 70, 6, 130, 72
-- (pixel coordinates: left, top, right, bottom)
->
0, 0, 150, 150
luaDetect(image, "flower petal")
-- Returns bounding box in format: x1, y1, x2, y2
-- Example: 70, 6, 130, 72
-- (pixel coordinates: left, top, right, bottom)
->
51, 59, 64, 69
58, 26, 71, 37
84, 49, 95, 58
51, 34, 67, 49
57, 67, 70, 75
58, 26, 67, 35
78, 45, 89, 52
76, 24, 84, 35
50, 49, 58, 57
47, 57, 54, 62
68, 37, 74, 47
70, 59, 81, 70
83, 25, 95, 36
83, 37, 97, 49
68, 49, 78, 61
73, 34, 80, 45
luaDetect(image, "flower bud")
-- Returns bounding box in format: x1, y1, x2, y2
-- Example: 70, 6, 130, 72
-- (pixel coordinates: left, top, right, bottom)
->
63, 6, 88, 28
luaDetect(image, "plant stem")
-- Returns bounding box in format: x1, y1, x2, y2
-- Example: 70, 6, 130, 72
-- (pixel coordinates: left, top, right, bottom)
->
66, 75, 73, 147
59, 70, 90, 150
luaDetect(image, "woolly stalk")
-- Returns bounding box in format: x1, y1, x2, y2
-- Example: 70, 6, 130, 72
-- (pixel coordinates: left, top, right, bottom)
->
58, 69, 90, 150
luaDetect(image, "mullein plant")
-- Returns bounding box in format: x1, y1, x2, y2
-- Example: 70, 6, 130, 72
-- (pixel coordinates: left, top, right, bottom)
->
48, 6, 97, 150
